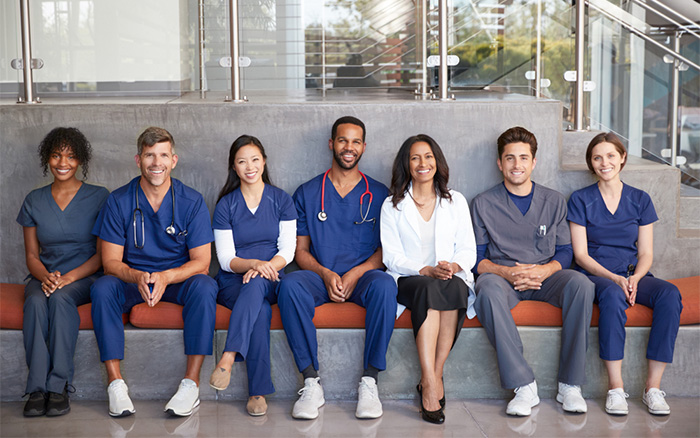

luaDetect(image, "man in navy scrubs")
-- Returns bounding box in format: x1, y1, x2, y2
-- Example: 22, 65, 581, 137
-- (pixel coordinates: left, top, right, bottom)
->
91, 127, 217, 417
471, 126, 595, 416
278, 116, 397, 420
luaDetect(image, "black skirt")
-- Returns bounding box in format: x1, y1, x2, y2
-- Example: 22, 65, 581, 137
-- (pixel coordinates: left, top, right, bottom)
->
397, 276, 468, 346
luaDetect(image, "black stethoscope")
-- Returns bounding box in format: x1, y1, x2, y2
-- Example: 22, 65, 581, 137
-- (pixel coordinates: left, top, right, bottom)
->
132, 178, 186, 249
317, 169, 374, 226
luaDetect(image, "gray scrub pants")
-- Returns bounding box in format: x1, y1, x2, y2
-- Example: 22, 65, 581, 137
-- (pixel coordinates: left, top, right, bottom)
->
474, 270, 594, 389
23, 274, 97, 394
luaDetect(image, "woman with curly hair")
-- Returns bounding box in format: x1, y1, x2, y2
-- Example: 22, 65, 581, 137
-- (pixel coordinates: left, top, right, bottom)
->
17, 127, 109, 417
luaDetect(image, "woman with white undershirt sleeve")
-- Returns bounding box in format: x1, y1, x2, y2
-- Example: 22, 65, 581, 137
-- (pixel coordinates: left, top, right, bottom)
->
380, 134, 476, 424
208, 135, 297, 416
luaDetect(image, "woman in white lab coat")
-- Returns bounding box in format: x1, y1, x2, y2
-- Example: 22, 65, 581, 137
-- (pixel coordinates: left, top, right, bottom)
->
380, 134, 476, 424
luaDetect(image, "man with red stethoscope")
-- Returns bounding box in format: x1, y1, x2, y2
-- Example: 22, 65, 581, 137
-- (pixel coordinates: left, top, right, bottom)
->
277, 116, 398, 421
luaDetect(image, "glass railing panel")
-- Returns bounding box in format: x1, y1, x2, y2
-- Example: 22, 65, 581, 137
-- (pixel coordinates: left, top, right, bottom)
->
0, 0, 22, 101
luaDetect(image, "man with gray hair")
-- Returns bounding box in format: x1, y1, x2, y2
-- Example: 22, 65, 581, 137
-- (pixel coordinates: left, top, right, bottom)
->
90, 127, 217, 417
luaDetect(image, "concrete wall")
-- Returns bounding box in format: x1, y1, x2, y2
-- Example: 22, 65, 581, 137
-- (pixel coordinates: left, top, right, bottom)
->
1, 326, 698, 401
1, 99, 697, 283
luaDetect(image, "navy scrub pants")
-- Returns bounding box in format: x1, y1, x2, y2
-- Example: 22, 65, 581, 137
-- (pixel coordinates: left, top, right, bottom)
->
591, 274, 682, 362
217, 276, 278, 396
474, 269, 595, 389
277, 269, 397, 373
90, 274, 217, 362
23, 274, 98, 394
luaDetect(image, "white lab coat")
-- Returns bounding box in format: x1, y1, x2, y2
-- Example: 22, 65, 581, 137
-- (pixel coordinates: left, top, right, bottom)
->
380, 186, 477, 319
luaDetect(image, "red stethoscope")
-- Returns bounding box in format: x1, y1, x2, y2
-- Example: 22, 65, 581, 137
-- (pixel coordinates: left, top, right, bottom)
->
317, 169, 374, 225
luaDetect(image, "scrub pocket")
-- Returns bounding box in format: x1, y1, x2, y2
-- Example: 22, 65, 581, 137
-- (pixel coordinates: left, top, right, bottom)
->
353, 220, 376, 246
534, 227, 555, 255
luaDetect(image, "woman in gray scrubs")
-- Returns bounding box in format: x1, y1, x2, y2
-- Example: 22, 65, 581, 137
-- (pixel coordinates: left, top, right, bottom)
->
17, 128, 109, 417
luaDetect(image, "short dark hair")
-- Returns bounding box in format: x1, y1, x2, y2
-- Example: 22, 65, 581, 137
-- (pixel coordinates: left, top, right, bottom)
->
137, 127, 175, 155
497, 126, 538, 159
331, 116, 366, 142
389, 134, 452, 208
38, 127, 93, 179
585, 131, 627, 173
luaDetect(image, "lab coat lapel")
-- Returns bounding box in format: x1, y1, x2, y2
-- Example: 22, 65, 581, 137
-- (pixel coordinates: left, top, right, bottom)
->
400, 185, 423, 240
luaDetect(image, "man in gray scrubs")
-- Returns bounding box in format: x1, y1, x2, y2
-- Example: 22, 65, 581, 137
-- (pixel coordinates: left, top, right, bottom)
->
471, 126, 594, 416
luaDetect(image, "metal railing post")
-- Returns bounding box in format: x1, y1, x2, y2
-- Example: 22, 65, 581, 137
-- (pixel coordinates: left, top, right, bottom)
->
18, 0, 39, 104
198, 0, 206, 99
438, 0, 450, 100
573, 0, 585, 130
535, 0, 542, 98
669, 31, 681, 167
420, 0, 428, 96
225, 0, 245, 102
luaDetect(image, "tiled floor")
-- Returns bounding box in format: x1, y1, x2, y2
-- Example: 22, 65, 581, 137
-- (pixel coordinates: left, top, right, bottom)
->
1, 397, 698, 437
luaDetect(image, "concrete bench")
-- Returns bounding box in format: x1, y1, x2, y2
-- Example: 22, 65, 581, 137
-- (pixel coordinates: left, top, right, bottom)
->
1, 277, 698, 402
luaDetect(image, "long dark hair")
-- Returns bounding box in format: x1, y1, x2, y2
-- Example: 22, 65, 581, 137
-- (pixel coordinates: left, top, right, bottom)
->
389, 134, 452, 208
217, 135, 272, 203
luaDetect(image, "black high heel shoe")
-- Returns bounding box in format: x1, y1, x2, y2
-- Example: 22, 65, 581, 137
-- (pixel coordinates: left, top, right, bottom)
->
416, 384, 445, 424
417, 381, 446, 409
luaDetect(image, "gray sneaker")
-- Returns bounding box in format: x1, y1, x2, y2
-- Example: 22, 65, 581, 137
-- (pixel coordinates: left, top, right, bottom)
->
356, 376, 382, 419
605, 388, 629, 415
292, 377, 325, 420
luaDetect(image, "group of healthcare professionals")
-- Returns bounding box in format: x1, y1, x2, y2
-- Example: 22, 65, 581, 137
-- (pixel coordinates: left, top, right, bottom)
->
17, 117, 681, 426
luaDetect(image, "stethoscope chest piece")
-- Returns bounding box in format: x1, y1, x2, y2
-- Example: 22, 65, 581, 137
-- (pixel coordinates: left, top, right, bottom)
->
165, 225, 176, 235
317, 211, 327, 222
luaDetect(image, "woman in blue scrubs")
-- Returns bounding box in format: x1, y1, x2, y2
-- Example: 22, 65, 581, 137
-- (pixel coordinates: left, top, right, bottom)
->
17, 127, 109, 417
381, 135, 476, 424
209, 135, 297, 416
568, 132, 682, 416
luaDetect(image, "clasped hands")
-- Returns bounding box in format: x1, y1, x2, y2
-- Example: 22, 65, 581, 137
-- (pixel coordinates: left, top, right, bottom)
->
420, 261, 458, 280
613, 274, 638, 306
322, 268, 361, 303
242, 260, 280, 284
505, 263, 553, 291
40, 271, 75, 296
136, 271, 172, 307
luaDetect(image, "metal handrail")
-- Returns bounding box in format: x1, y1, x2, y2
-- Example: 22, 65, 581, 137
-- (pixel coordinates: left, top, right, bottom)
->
631, 0, 700, 40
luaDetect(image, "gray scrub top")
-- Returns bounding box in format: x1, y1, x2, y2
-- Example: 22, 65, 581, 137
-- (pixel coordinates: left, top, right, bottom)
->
471, 182, 570, 266
17, 183, 109, 275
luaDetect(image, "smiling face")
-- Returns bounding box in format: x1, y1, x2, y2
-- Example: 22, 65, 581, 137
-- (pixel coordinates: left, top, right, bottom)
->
590, 141, 625, 182
497, 142, 536, 191
329, 123, 366, 170
408, 141, 437, 185
135, 141, 178, 189
48, 146, 80, 182
234, 144, 265, 187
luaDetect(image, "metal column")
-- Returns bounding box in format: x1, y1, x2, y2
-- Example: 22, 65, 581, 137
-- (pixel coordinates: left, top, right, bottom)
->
225, 0, 245, 102
572, 0, 585, 130
438, 0, 450, 100
535, 0, 542, 97
198, 0, 206, 99
669, 31, 681, 167
18, 0, 39, 104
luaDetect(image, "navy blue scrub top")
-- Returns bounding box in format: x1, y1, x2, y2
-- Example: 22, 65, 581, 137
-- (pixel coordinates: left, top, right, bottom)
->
567, 182, 658, 276
92, 177, 214, 273
293, 172, 388, 276
17, 183, 109, 275
212, 184, 297, 288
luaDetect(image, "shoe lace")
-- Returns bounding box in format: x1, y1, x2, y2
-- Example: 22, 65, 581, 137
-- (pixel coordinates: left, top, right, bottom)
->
297, 380, 319, 401
359, 380, 378, 400
608, 390, 629, 406
647, 389, 667, 405
560, 383, 581, 396
113, 383, 130, 401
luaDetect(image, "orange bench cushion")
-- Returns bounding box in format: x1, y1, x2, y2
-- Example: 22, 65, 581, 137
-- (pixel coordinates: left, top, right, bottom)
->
3, 276, 698, 330
0, 282, 128, 329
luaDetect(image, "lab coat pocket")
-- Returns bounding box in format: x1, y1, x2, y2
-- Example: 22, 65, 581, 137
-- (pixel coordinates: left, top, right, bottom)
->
534, 227, 555, 255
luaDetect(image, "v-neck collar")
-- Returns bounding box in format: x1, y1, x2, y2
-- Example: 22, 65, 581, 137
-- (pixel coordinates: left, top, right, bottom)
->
48, 182, 85, 214
239, 184, 267, 217
136, 179, 173, 217
325, 172, 364, 202
595, 182, 626, 217
502, 182, 539, 225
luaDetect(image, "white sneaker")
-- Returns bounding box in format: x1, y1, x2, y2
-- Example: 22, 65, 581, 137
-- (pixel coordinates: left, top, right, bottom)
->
164, 379, 200, 417
556, 382, 587, 413
292, 377, 325, 420
108, 379, 135, 417
605, 388, 629, 415
506, 381, 539, 416
355, 376, 382, 419
643, 388, 670, 415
